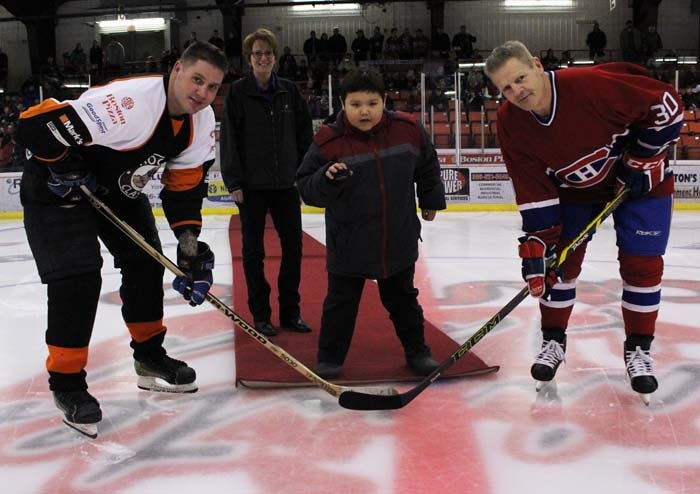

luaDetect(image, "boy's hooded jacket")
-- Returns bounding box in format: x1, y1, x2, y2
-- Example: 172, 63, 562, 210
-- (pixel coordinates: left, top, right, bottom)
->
297, 110, 446, 279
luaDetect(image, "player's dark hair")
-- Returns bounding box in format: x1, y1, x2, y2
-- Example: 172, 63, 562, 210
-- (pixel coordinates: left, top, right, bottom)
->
180, 41, 228, 73
339, 70, 385, 102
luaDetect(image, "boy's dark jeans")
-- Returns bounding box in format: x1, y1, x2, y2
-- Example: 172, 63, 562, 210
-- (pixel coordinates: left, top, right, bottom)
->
318, 264, 429, 365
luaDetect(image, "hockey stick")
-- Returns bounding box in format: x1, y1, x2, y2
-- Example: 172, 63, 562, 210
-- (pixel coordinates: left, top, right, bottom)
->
79, 185, 399, 401
339, 187, 630, 410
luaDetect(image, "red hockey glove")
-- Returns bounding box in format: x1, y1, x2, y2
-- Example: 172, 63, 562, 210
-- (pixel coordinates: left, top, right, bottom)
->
617, 151, 666, 198
518, 236, 560, 298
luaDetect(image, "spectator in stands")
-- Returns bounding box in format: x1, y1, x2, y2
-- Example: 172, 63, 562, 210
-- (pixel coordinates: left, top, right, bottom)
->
0, 48, 8, 89
220, 28, 313, 337
541, 48, 559, 70
452, 25, 476, 60
328, 27, 347, 66
369, 26, 384, 61
384, 28, 400, 60
105, 39, 126, 75
184, 32, 198, 50
405, 69, 418, 90
413, 28, 429, 59
398, 28, 414, 60
89, 40, 103, 76
560, 50, 575, 66
0, 123, 13, 168
208, 30, 224, 50
303, 31, 320, 65
337, 52, 354, 75
432, 27, 451, 59
586, 21, 607, 61
296, 58, 311, 82
318, 33, 331, 64
225, 31, 236, 64
430, 83, 449, 112
278, 46, 297, 79
70, 43, 87, 73
641, 25, 663, 66
620, 20, 642, 63
351, 30, 370, 64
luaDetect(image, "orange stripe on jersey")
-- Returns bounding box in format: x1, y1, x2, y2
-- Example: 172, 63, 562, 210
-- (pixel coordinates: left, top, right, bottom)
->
171, 118, 185, 136
127, 320, 166, 343
170, 219, 203, 230
20, 99, 71, 120
35, 148, 69, 163
46, 345, 88, 374
161, 166, 203, 192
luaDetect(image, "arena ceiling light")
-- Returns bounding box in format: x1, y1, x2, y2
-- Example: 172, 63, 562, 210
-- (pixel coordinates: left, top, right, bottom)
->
291, 1, 360, 13
503, 0, 574, 9
96, 17, 166, 34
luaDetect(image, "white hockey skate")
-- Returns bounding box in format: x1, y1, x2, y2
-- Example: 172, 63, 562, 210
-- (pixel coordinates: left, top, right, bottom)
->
624, 336, 657, 406
531, 336, 566, 391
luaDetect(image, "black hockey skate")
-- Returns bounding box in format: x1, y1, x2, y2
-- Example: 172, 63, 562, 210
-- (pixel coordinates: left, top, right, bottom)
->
531, 331, 567, 391
134, 355, 198, 393
624, 335, 657, 406
53, 390, 102, 439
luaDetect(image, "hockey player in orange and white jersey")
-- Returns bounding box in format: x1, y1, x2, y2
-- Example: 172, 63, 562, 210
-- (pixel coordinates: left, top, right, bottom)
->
17, 42, 226, 437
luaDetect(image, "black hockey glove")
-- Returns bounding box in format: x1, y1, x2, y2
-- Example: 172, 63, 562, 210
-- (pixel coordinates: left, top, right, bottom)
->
173, 241, 215, 306
47, 162, 97, 202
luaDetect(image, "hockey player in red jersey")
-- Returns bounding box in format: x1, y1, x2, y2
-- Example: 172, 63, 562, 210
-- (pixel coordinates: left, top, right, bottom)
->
484, 41, 682, 404
17, 42, 226, 437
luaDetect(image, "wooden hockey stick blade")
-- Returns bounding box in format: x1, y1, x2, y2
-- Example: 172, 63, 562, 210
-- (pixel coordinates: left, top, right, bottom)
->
340, 188, 630, 411
79, 186, 399, 401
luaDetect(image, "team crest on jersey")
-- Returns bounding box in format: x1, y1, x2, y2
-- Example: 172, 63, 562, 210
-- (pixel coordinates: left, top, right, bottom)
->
118, 154, 166, 199
553, 146, 621, 188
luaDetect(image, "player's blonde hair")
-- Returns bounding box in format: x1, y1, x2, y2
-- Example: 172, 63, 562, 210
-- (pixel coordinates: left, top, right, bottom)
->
484, 40, 535, 76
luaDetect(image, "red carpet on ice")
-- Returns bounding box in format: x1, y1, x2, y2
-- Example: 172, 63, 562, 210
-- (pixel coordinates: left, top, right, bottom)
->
229, 215, 497, 387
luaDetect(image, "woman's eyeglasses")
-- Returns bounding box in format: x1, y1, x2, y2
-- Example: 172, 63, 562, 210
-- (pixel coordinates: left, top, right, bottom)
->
252, 50, 274, 59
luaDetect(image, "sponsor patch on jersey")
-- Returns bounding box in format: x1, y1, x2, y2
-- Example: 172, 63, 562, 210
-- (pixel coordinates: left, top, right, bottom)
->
118, 154, 167, 199
121, 97, 134, 110
101, 93, 127, 126
58, 114, 84, 145
80, 103, 108, 134
46, 121, 71, 147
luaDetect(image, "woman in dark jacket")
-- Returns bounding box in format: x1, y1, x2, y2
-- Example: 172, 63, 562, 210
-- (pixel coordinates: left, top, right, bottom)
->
220, 28, 313, 337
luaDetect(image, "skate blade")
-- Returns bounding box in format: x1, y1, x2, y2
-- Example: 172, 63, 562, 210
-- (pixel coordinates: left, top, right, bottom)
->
137, 376, 198, 394
535, 380, 551, 392
63, 419, 98, 439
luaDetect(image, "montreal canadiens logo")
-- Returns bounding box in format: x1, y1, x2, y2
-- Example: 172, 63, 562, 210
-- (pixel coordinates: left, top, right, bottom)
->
555, 147, 619, 188
121, 97, 135, 110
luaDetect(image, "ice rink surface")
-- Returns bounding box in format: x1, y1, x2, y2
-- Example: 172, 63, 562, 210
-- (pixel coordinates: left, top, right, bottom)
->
1, 210, 699, 494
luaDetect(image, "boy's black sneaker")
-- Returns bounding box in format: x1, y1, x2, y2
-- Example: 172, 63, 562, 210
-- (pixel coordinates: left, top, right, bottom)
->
255, 321, 277, 337
315, 362, 343, 379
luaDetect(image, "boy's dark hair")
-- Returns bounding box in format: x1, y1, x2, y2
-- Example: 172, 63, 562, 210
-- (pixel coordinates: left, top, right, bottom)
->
339, 70, 385, 101
180, 41, 228, 73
